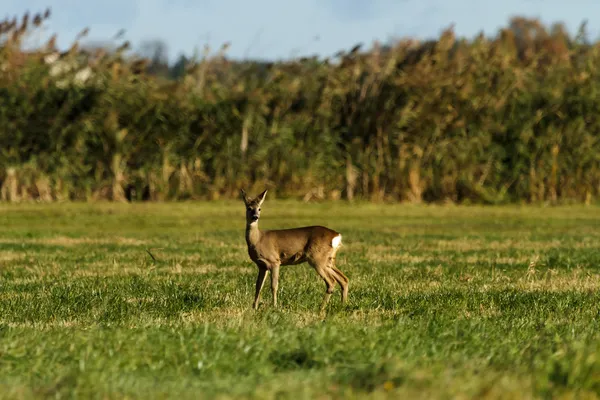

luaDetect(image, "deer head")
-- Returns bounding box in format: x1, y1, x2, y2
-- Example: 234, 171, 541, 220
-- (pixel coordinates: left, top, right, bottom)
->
240, 189, 267, 224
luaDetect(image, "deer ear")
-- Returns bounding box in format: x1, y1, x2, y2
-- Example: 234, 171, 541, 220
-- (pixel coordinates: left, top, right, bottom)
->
257, 189, 268, 205
240, 189, 249, 204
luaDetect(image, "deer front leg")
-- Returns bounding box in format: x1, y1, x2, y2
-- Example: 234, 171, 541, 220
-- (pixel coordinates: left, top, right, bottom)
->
253, 267, 268, 310
270, 264, 280, 307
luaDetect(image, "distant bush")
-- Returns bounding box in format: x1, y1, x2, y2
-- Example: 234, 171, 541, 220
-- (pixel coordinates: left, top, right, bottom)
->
1, 11, 598, 203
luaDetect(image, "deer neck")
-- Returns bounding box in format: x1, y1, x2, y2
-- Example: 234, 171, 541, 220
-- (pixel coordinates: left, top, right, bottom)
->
245, 221, 261, 248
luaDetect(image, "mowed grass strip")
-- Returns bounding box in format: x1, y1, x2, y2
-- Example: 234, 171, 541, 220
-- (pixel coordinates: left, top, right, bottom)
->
0, 202, 599, 399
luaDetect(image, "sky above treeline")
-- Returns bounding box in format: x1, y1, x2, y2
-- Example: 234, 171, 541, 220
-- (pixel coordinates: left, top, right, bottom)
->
4, 0, 600, 62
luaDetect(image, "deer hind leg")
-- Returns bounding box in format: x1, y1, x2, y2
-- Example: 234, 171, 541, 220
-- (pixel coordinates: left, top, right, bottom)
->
328, 259, 349, 304
310, 259, 336, 312
253, 266, 268, 310
327, 242, 349, 304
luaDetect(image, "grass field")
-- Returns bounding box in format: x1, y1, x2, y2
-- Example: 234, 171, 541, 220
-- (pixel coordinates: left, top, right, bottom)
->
0, 201, 599, 399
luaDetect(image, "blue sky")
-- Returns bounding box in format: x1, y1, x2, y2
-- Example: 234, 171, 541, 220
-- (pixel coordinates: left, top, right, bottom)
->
4, 0, 600, 62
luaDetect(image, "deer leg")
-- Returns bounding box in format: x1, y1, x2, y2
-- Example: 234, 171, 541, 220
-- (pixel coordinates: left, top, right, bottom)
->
329, 264, 349, 304
253, 267, 268, 310
312, 262, 336, 312
270, 264, 280, 307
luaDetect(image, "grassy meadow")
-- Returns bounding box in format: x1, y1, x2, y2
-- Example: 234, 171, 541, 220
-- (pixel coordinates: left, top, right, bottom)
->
0, 201, 599, 399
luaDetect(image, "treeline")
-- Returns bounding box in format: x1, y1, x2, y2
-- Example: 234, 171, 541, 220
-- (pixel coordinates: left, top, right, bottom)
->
1, 11, 599, 203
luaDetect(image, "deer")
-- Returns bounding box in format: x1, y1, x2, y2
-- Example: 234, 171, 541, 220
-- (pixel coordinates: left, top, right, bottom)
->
241, 189, 349, 311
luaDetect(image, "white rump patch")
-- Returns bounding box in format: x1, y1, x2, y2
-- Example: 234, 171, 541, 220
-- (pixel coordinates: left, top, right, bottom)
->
331, 234, 342, 249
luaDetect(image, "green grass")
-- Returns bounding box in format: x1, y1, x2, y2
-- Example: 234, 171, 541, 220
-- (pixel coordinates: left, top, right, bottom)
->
1, 201, 600, 399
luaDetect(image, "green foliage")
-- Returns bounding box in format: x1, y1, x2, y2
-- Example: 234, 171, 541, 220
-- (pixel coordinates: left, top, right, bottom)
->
1, 12, 599, 203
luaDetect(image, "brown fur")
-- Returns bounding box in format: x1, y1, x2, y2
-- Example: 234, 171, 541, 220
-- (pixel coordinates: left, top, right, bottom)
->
241, 189, 349, 310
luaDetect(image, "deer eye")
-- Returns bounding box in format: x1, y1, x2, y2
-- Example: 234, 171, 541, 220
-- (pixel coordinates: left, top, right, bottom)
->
258, 208, 261, 211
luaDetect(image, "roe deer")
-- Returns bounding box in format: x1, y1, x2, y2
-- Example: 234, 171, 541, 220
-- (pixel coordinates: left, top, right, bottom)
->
241, 189, 349, 310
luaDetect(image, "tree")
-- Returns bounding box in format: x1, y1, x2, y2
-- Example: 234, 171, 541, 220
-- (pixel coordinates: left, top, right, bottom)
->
169, 54, 188, 79
138, 39, 170, 77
